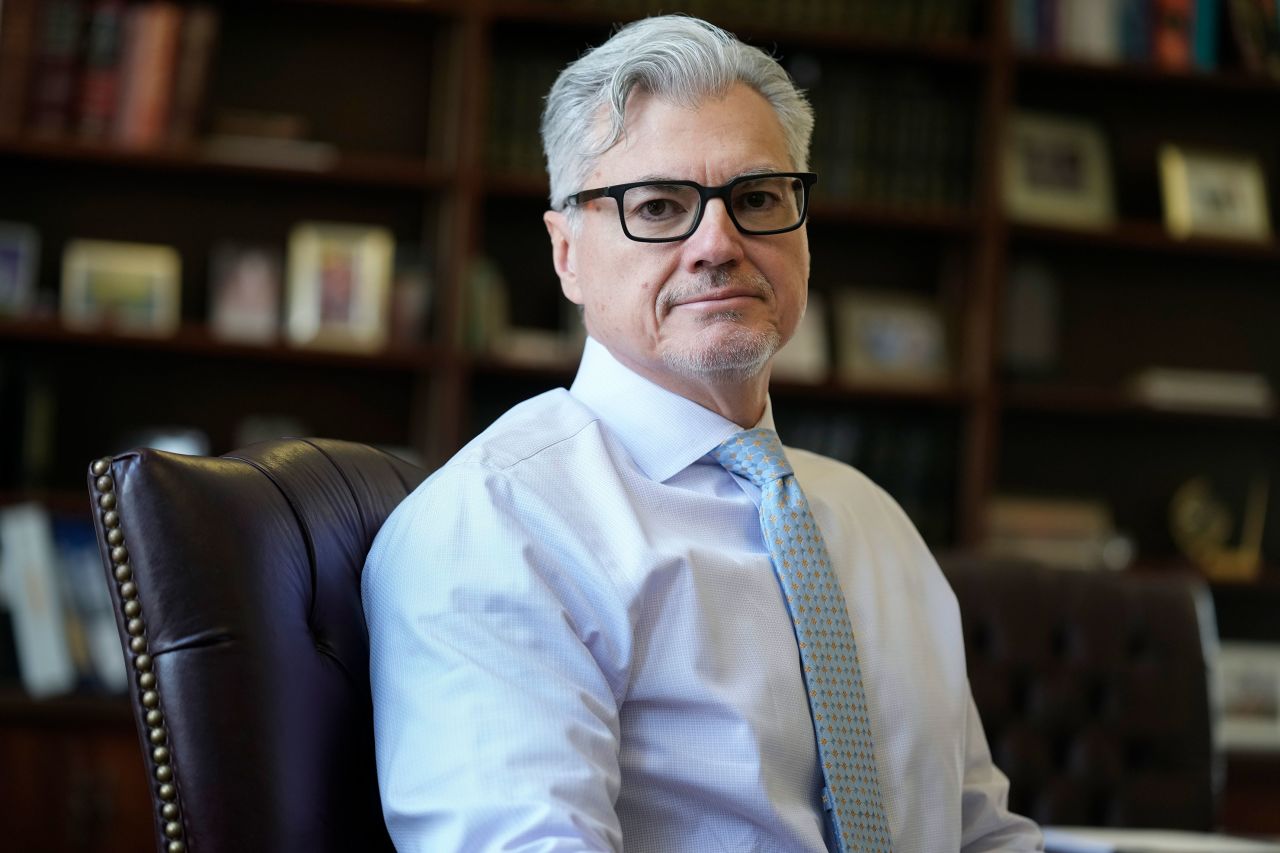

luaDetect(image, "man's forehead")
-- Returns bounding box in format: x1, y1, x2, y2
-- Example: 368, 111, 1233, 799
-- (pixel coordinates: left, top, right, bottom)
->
590, 87, 789, 179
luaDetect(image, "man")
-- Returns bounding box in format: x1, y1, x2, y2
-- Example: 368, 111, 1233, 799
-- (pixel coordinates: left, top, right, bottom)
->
364, 14, 1043, 852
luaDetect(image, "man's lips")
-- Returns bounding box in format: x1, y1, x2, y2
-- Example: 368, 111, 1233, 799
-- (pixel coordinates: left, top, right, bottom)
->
672, 289, 763, 308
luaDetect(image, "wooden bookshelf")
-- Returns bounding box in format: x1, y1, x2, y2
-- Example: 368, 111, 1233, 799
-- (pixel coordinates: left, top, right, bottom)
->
0, 0, 1272, 558
2, 0, 1280, 843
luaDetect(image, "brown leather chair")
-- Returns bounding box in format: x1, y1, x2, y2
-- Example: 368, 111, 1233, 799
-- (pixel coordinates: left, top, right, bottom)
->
87, 438, 426, 853
942, 556, 1220, 831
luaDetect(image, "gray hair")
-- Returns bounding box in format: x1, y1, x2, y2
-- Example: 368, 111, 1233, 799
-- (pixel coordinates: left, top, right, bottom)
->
540, 15, 814, 214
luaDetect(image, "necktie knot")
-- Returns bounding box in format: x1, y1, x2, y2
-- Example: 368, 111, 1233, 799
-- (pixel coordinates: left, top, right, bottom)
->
713, 428, 793, 486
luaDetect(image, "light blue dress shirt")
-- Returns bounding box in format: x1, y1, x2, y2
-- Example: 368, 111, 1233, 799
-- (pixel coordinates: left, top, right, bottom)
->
364, 337, 1043, 852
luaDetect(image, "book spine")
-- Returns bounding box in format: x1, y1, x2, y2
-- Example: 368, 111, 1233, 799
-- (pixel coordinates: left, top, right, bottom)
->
167, 4, 220, 146
1122, 0, 1154, 60
75, 0, 126, 141
1192, 0, 1221, 68
115, 1, 182, 148
25, 0, 85, 137
1152, 0, 1195, 67
0, 0, 40, 136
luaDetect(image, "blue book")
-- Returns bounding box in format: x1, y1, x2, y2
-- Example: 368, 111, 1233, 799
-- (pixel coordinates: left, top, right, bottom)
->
1121, 0, 1153, 60
1193, 0, 1220, 69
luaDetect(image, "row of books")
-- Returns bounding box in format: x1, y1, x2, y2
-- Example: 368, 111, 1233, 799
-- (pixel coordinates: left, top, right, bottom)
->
548, 0, 977, 39
983, 494, 1137, 571
778, 408, 955, 545
1012, 0, 1280, 74
0, 503, 125, 697
0, 0, 219, 146
485, 50, 561, 179
808, 67, 974, 209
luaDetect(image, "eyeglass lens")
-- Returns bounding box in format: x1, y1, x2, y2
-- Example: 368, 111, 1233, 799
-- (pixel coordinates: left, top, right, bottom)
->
622, 176, 805, 239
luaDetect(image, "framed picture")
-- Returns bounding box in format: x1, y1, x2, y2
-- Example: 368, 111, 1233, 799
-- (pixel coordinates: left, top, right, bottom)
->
1004, 112, 1115, 228
0, 222, 40, 318
61, 240, 181, 335
209, 242, 283, 344
834, 289, 949, 385
286, 222, 394, 351
1217, 642, 1280, 751
1159, 145, 1272, 242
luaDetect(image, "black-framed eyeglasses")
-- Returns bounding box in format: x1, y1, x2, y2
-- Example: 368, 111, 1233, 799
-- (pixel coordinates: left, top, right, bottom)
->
563, 172, 818, 243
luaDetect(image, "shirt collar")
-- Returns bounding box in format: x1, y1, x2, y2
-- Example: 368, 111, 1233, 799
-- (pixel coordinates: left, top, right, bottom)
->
569, 337, 777, 484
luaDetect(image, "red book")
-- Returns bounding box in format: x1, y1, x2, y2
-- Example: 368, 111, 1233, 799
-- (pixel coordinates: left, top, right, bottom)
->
1153, 0, 1195, 68
114, 1, 182, 148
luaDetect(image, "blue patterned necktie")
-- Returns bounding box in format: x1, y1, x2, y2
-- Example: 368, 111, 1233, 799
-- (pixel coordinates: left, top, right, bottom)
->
713, 428, 892, 853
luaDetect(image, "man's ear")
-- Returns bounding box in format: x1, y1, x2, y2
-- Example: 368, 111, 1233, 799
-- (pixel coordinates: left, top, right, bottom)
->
544, 210, 582, 304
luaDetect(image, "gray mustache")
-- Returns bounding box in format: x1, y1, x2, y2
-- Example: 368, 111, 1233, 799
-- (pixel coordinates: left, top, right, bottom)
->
658, 269, 773, 313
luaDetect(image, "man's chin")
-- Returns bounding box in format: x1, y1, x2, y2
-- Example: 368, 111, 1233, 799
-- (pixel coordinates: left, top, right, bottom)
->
660, 325, 781, 382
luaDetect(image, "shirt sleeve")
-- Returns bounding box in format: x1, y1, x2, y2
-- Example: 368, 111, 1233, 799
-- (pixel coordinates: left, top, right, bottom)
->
363, 462, 628, 853
959, 690, 1046, 852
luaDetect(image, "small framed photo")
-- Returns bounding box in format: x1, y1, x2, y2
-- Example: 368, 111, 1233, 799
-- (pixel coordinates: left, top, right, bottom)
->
0, 221, 40, 318
1217, 642, 1280, 752
1159, 145, 1272, 242
834, 289, 949, 385
286, 222, 394, 351
209, 242, 283, 344
61, 240, 181, 335
1004, 112, 1115, 228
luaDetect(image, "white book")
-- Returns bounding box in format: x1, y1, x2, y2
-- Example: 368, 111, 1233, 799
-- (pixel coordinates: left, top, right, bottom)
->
0, 504, 76, 697
1045, 826, 1280, 852
1129, 368, 1276, 415
1059, 0, 1123, 62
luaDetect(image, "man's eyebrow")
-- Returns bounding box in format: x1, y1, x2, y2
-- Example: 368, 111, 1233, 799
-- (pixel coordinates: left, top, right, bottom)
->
626, 166, 785, 185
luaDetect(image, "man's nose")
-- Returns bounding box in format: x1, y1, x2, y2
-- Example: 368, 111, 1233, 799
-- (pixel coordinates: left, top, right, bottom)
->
682, 198, 745, 270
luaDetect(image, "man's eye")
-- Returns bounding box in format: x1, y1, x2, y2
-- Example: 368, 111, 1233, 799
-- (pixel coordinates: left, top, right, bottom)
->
741, 191, 776, 209
635, 198, 682, 219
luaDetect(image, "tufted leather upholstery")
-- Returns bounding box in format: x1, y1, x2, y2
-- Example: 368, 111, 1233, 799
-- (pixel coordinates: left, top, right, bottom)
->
942, 557, 1219, 831
88, 438, 426, 853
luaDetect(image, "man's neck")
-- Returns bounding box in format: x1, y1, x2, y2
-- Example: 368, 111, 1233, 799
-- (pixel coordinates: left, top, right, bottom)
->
621, 356, 771, 428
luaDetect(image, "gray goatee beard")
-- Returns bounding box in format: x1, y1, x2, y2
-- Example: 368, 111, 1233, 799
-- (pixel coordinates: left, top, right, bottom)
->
658, 268, 782, 382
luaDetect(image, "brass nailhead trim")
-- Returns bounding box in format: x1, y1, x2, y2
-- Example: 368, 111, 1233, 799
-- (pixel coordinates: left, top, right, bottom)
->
93, 457, 184, 851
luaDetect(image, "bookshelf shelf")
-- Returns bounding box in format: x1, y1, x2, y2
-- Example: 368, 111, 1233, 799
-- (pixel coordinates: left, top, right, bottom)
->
0, 318, 445, 372
0, 690, 131, 724
481, 173, 550, 198
1002, 385, 1280, 430
1009, 221, 1280, 264
0, 489, 91, 514
284, 0, 464, 15
0, 136, 451, 191
811, 199, 978, 233
773, 377, 972, 406
1014, 53, 1280, 97
488, 1, 991, 65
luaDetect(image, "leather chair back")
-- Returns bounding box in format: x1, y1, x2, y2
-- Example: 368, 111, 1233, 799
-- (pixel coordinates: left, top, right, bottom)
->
88, 438, 426, 853
943, 557, 1219, 830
